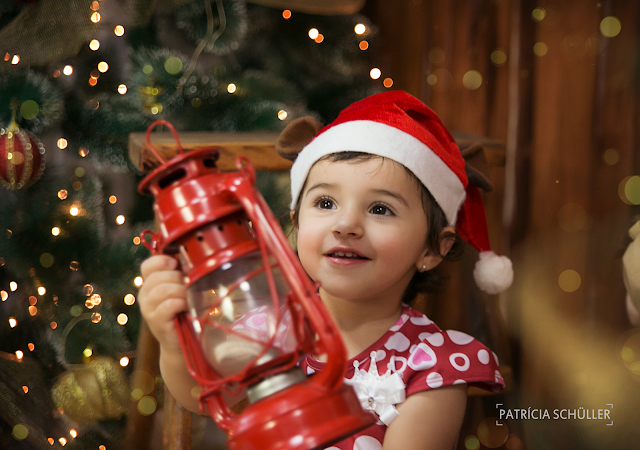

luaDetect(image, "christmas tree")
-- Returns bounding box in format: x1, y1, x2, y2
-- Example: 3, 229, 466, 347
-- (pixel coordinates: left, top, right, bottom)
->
0, 0, 381, 448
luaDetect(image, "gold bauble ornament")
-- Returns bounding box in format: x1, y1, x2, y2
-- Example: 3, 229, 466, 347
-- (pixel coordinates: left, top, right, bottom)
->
51, 356, 129, 423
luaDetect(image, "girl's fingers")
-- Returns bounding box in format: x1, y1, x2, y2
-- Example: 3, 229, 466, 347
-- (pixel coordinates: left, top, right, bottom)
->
140, 255, 178, 278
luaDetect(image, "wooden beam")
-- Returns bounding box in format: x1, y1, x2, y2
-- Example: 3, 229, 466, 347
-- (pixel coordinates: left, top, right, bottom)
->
129, 130, 505, 173
128, 131, 290, 173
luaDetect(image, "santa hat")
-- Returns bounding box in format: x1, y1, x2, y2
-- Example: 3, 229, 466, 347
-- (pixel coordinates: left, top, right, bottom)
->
281, 90, 513, 295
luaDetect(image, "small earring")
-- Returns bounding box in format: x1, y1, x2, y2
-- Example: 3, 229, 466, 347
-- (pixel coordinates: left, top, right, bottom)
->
421, 264, 426, 272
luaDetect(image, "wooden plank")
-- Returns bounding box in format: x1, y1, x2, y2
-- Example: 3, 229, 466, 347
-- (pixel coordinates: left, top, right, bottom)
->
128, 131, 289, 172
129, 130, 504, 173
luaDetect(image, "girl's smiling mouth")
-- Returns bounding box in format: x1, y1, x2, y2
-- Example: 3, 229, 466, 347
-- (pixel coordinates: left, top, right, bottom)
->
324, 247, 371, 264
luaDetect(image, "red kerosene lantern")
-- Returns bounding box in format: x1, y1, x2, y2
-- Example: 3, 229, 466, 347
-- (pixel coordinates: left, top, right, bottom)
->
139, 121, 374, 450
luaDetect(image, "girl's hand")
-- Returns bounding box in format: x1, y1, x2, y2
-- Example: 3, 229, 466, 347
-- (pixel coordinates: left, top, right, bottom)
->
138, 255, 188, 356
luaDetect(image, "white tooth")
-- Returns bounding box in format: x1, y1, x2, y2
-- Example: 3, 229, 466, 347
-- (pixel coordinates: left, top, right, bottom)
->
335, 251, 344, 257
345, 252, 354, 258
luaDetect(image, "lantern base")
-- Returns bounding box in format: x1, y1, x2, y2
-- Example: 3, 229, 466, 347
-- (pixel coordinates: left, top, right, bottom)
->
219, 381, 375, 450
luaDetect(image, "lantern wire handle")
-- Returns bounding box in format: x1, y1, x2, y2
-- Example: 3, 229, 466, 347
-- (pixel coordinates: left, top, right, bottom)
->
144, 119, 184, 166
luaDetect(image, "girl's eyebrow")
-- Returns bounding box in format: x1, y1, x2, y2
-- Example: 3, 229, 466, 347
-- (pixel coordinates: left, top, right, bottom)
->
371, 189, 409, 207
305, 182, 336, 195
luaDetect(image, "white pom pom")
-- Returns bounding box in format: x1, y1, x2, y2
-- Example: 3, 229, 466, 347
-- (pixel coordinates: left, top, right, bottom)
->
473, 251, 514, 294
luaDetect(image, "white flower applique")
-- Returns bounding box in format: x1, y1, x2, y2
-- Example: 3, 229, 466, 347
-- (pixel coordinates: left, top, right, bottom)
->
345, 351, 406, 426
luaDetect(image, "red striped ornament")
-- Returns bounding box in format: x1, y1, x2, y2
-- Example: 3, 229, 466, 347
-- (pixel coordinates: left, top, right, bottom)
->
0, 121, 45, 190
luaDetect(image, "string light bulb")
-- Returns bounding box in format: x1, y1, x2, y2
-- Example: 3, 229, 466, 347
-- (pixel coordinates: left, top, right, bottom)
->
308, 28, 319, 40
354, 23, 366, 35
63, 65, 73, 76
227, 83, 237, 93
91, 12, 101, 23
114, 25, 125, 36
89, 40, 100, 51
369, 68, 382, 80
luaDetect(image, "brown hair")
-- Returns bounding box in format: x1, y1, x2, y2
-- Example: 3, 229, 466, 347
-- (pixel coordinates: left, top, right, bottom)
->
290, 152, 463, 304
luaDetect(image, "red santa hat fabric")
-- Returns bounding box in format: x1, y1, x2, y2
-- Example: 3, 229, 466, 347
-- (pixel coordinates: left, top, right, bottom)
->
289, 90, 513, 294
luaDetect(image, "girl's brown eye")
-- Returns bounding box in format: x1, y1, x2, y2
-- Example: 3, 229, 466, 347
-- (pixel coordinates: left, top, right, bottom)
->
370, 204, 393, 215
315, 198, 334, 209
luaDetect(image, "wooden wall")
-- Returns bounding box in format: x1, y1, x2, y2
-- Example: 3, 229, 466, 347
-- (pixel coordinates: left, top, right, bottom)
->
367, 1, 640, 449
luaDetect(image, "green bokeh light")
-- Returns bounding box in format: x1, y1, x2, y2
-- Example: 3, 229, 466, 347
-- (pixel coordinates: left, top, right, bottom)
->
20, 100, 40, 120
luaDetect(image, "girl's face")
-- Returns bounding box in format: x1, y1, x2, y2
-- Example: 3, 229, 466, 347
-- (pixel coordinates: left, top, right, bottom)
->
296, 158, 433, 304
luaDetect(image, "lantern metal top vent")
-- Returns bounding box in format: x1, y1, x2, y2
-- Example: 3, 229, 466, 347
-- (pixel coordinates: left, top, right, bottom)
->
139, 121, 373, 450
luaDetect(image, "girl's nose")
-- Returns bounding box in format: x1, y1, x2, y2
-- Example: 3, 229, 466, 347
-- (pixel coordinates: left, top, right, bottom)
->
331, 208, 364, 238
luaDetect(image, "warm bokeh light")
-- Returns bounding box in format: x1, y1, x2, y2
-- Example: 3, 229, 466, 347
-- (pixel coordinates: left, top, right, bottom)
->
38, 286, 46, 296
91, 312, 102, 323
10, 281, 17, 291
91, 1, 99, 11
48, 438, 55, 445
137, 396, 157, 416
308, 28, 319, 40
116, 215, 126, 225
464, 435, 480, 450
277, 110, 288, 120
90, 293, 102, 306
89, 39, 100, 51
462, 70, 483, 90
98, 62, 109, 73
133, 236, 141, 245
117, 313, 128, 325
603, 148, 619, 165
1, 291, 7, 301
282, 9, 291, 19
533, 42, 548, 56
505, 434, 522, 450
9, 317, 17, 328
63, 65, 73, 76
359, 40, 369, 50
69, 206, 79, 216
11, 55, 20, 65
79, 147, 89, 157
124, 293, 136, 305
383, 78, 393, 88
354, 23, 366, 35
91, 12, 101, 23
227, 83, 237, 93
69, 429, 77, 438
114, 25, 125, 36
120, 356, 130, 367
58, 189, 68, 200
12, 424, 28, 440
531, 7, 546, 22
477, 418, 509, 448
118, 84, 127, 94
50, 322, 57, 330
600, 16, 621, 38
53, 70, 61, 78
134, 276, 143, 287
59, 437, 67, 446
369, 68, 381, 80
314, 34, 324, 43
559, 269, 581, 292
51, 227, 61, 236
491, 49, 507, 65
109, 195, 117, 204
15, 350, 24, 360
57, 138, 68, 149
29, 306, 37, 316
28, 343, 35, 351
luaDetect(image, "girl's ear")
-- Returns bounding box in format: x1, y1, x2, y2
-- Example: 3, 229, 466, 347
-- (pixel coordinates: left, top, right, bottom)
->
416, 226, 456, 272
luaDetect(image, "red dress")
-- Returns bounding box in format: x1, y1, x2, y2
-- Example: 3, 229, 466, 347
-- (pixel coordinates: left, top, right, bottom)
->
299, 305, 505, 450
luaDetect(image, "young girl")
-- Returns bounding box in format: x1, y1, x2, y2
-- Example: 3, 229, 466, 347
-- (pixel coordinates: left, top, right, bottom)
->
139, 90, 509, 450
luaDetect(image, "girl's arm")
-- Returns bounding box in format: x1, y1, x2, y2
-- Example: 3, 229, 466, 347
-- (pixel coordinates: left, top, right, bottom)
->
382, 384, 468, 450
